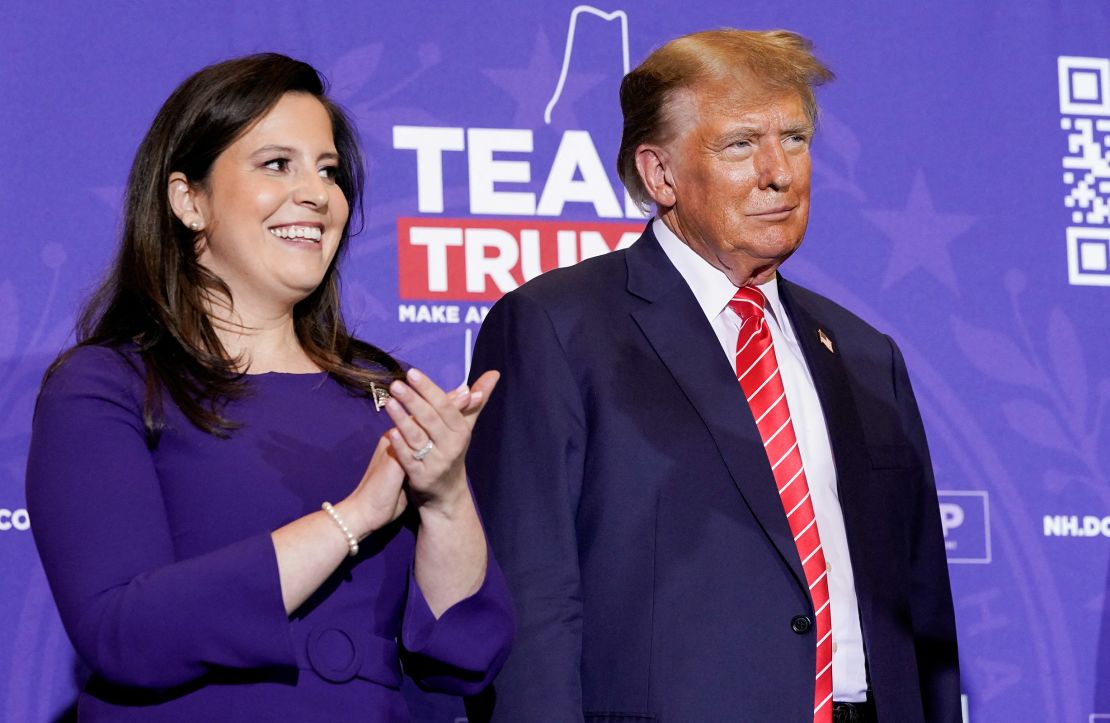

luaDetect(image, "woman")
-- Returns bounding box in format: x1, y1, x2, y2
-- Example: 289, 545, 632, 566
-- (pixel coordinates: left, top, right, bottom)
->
25, 54, 512, 720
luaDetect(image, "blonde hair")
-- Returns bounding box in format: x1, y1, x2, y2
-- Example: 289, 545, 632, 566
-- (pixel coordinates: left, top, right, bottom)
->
617, 29, 834, 210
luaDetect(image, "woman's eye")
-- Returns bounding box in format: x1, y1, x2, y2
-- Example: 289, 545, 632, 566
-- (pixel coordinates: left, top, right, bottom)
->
263, 158, 290, 172
319, 165, 339, 181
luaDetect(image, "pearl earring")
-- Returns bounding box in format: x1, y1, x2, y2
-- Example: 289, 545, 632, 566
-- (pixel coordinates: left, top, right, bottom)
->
189, 221, 200, 231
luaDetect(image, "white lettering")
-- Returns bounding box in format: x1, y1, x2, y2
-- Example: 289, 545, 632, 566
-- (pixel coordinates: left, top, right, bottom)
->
395, 125, 653, 219
0, 508, 30, 531
579, 231, 611, 261
464, 306, 489, 324
392, 126, 466, 213
537, 131, 622, 218
519, 230, 543, 282
398, 304, 461, 324
465, 228, 520, 293
404, 223, 640, 298
467, 129, 535, 215
939, 503, 964, 538
1043, 514, 1110, 537
410, 227, 464, 292
1082, 515, 1110, 536
557, 229, 578, 267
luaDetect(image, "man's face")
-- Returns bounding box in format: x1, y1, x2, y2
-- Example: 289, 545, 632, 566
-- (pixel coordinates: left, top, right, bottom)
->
657, 78, 813, 286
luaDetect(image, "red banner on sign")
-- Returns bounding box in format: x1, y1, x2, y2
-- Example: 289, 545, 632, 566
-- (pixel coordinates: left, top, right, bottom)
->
397, 217, 645, 301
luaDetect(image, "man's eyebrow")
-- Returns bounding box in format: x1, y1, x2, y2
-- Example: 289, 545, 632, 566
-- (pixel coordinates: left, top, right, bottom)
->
782, 122, 815, 136
716, 125, 762, 141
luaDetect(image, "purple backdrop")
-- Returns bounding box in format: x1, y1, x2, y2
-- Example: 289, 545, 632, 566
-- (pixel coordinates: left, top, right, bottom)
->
2, 2, 1108, 721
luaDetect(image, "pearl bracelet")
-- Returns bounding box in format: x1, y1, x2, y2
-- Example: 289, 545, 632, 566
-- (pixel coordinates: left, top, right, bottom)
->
322, 502, 359, 557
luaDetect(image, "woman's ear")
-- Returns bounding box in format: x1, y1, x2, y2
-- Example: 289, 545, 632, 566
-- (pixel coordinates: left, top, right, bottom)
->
167, 172, 206, 234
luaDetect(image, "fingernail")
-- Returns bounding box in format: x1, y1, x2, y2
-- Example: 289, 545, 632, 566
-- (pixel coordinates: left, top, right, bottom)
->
469, 391, 483, 403
454, 384, 470, 396
385, 398, 401, 414
407, 368, 424, 383
389, 381, 408, 398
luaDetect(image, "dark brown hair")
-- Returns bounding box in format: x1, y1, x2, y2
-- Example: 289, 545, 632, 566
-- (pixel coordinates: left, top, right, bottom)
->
52, 53, 401, 443
617, 29, 834, 210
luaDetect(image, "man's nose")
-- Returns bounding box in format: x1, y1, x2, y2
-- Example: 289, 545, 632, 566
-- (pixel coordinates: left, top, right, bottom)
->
756, 142, 792, 191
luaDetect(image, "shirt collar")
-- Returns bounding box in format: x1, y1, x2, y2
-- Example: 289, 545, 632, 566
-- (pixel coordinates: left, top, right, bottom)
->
652, 217, 787, 326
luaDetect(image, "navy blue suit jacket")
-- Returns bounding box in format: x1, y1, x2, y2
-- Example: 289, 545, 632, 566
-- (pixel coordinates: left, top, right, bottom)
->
467, 225, 960, 722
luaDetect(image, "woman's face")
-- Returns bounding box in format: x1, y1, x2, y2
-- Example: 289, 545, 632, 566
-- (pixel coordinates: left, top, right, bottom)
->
191, 92, 350, 313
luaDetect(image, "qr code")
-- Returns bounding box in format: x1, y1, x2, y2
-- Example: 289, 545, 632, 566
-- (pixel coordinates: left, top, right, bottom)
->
1062, 117, 1110, 226
1059, 56, 1110, 286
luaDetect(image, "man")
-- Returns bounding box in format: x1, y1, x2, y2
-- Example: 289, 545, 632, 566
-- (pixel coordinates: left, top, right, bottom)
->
467, 29, 960, 723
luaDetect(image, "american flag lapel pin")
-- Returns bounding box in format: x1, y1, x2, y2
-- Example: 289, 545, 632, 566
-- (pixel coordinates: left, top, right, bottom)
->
817, 329, 834, 353
370, 382, 391, 412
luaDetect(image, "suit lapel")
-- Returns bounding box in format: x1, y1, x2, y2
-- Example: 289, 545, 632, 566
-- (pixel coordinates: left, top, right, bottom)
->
776, 276, 872, 495
777, 276, 875, 614
625, 230, 808, 592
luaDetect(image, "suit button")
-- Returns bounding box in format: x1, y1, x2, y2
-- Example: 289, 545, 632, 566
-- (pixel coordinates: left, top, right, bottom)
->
791, 615, 812, 634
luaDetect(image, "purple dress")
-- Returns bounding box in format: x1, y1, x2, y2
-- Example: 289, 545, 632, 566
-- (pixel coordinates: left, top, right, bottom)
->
25, 345, 513, 721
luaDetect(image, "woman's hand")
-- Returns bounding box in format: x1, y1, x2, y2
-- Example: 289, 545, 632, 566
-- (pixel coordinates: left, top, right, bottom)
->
335, 368, 497, 540
335, 434, 408, 541
273, 431, 408, 614
272, 370, 499, 616
384, 368, 500, 616
383, 368, 500, 516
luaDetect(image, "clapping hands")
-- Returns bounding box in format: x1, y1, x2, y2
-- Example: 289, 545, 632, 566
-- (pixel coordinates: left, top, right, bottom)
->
344, 369, 500, 537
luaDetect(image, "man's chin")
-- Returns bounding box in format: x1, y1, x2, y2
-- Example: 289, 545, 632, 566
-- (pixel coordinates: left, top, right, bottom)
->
721, 241, 802, 287
751, 235, 804, 265
719, 260, 783, 288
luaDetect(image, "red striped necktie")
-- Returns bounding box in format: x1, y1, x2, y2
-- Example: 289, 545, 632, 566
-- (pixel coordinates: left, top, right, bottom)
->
729, 286, 833, 723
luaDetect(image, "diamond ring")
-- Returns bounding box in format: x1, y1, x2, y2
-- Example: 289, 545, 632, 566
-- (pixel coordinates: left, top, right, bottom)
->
412, 440, 434, 461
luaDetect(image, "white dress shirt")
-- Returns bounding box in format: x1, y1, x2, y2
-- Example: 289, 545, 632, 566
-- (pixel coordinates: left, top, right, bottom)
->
654, 219, 868, 701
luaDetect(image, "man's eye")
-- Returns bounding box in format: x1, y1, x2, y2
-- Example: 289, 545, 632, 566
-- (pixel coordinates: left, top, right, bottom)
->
263, 158, 290, 172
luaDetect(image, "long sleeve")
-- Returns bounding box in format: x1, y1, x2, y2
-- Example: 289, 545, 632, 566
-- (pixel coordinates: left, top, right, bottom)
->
25, 347, 296, 690
466, 291, 589, 722
401, 552, 514, 695
888, 337, 962, 723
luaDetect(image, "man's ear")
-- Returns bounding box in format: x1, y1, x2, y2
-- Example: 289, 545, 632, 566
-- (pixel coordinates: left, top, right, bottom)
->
634, 144, 677, 209
167, 172, 206, 234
